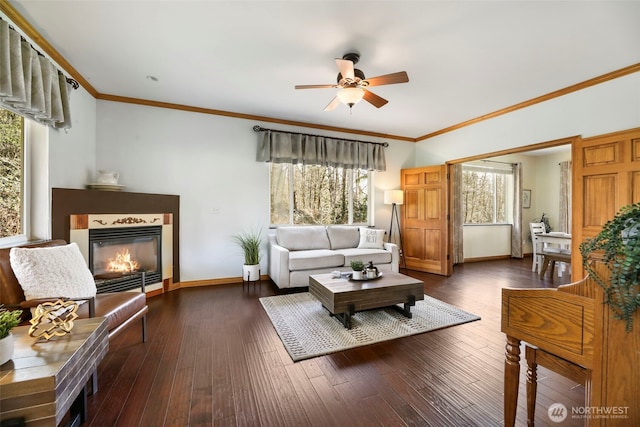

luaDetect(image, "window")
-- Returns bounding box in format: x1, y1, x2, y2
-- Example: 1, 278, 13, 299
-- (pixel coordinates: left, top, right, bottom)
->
270, 163, 370, 225
0, 108, 25, 242
462, 163, 514, 224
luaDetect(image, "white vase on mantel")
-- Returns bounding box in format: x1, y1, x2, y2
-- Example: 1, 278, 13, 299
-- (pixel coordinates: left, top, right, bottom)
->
0, 333, 14, 366
243, 264, 260, 282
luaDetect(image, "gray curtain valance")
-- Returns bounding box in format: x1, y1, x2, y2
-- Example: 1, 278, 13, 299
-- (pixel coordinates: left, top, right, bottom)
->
0, 19, 73, 129
256, 128, 387, 171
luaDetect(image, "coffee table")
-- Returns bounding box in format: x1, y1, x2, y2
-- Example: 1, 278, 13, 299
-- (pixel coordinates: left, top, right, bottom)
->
309, 271, 424, 329
0, 317, 109, 426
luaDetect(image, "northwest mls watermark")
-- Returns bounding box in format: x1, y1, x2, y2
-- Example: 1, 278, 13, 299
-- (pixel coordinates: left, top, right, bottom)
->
548, 403, 630, 423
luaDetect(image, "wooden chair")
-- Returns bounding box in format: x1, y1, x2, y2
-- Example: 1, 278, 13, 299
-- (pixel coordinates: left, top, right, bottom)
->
529, 222, 549, 273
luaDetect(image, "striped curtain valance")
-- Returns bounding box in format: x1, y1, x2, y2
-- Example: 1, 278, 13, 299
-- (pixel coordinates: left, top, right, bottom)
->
0, 19, 73, 129
255, 127, 387, 171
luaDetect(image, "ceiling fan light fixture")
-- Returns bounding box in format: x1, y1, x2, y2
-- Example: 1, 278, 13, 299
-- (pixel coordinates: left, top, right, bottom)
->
336, 87, 365, 108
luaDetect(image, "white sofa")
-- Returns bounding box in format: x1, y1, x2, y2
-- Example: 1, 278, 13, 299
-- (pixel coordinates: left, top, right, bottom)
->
268, 225, 399, 289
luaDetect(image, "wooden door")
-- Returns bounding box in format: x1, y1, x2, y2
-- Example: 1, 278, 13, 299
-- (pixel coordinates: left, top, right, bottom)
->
572, 127, 640, 426
401, 165, 451, 275
572, 127, 640, 276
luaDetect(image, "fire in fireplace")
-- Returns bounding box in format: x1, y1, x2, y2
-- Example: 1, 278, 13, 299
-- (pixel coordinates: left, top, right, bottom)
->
89, 226, 162, 293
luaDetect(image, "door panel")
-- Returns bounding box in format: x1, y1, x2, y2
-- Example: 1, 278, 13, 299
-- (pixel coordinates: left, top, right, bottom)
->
401, 165, 451, 275
404, 227, 424, 260
582, 174, 617, 227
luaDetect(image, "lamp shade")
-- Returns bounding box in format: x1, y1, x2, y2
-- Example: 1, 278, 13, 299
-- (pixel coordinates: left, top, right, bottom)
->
336, 87, 365, 107
384, 189, 404, 205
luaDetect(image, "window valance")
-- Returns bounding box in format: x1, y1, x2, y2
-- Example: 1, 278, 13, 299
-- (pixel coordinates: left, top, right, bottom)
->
255, 126, 387, 171
0, 19, 74, 129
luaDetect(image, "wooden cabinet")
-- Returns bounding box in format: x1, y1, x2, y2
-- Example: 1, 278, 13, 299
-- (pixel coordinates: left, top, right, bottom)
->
574, 128, 640, 426
401, 165, 451, 275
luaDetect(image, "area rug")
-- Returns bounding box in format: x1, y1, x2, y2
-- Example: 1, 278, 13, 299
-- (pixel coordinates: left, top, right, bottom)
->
260, 292, 481, 362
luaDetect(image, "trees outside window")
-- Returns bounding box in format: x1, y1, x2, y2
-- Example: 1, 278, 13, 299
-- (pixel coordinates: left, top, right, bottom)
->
270, 163, 370, 225
462, 164, 513, 224
0, 109, 24, 238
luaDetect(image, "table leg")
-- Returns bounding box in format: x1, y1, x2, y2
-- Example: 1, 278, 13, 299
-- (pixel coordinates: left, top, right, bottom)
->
335, 304, 355, 329
69, 385, 87, 427
504, 335, 521, 427
391, 294, 417, 318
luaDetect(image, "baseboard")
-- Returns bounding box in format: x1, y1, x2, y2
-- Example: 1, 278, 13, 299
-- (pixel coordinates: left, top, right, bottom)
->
177, 275, 270, 289
463, 255, 513, 263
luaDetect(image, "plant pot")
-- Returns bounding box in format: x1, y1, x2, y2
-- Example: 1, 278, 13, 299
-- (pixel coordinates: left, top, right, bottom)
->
243, 264, 260, 282
0, 333, 14, 366
352, 270, 362, 280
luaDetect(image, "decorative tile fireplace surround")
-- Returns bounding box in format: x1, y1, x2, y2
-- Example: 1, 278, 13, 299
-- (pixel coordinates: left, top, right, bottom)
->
70, 213, 173, 294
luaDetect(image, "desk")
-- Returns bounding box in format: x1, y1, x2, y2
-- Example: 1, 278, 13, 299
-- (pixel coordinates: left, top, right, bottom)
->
0, 317, 109, 426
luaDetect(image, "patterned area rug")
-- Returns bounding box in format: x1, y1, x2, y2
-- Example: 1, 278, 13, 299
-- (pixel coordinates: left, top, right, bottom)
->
260, 292, 481, 362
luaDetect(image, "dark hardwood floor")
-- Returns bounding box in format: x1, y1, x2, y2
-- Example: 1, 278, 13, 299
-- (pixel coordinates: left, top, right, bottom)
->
85, 258, 585, 427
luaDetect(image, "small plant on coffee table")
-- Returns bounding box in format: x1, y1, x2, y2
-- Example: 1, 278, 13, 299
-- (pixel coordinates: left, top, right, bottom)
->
350, 260, 364, 272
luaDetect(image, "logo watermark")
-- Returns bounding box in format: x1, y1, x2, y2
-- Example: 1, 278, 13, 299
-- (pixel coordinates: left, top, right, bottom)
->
548, 403, 567, 422
548, 403, 629, 423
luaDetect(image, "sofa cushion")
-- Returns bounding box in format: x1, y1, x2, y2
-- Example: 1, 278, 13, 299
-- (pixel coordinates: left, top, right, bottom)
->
277, 226, 330, 251
357, 227, 386, 249
327, 225, 360, 249
289, 250, 344, 271
336, 248, 392, 266
9, 242, 97, 301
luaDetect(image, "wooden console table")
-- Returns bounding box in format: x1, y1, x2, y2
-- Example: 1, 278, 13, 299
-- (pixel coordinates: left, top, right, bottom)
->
0, 317, 109, 426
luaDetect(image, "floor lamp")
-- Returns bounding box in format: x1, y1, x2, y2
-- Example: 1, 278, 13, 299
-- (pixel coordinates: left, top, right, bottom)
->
384, 190, 406, 270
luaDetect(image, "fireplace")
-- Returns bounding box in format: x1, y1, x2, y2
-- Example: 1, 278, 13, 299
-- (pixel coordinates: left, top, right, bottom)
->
89, 226, 162, 293
70, 213, 173, 295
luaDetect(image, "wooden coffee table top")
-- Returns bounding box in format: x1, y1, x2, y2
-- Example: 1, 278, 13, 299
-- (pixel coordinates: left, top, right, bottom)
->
309, 271, 424, 315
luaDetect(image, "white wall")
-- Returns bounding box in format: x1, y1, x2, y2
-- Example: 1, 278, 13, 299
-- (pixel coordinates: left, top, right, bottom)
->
413, 72, 640, 166
95, 101, 416, 282
49, 87, 97, 189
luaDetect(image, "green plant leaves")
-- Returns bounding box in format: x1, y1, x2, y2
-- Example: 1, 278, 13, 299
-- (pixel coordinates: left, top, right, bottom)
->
580, 202, 640, 332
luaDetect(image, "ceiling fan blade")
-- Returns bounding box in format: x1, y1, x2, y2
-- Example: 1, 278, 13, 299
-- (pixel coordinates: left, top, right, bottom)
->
324, 97, 340, 111
365, 71, 409, 87
363, 90, 388, 108
336, 59, 355, 81
295, 84, 338, 89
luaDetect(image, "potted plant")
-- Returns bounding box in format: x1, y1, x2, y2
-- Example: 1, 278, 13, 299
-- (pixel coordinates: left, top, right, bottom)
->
232, 228, 263, 282
579, 202, 640, 332
0, 307, 22, 365
350, 260, 364, 280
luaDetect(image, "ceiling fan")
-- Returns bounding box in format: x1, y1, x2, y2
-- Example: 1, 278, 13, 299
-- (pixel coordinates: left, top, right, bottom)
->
295, 53, 409, 112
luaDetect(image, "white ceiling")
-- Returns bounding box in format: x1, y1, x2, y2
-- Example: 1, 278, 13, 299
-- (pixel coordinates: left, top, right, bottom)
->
8, 1, 640, 140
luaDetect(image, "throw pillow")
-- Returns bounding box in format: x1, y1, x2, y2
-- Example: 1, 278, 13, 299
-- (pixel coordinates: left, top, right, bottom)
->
357, 227, 386, 249
10, 242, 97, 300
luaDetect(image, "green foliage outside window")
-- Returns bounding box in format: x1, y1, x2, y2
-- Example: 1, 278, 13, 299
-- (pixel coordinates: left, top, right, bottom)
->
270, 163, 369, 225
462, 166, 511, 224
0, 109, 23, 238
